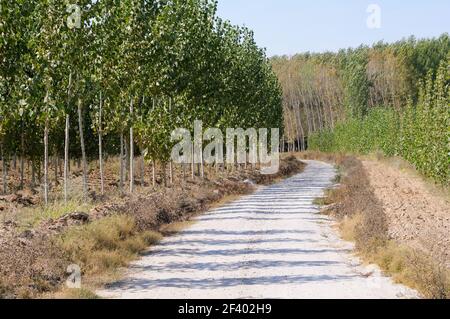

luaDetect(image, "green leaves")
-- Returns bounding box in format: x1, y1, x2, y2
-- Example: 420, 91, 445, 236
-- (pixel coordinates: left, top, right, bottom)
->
1, 0, 282, 165
310, 59, 449, 185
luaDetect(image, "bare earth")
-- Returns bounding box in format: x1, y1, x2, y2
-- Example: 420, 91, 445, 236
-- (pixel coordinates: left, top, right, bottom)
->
362, 159, 450, 267
98, 161, 417, 299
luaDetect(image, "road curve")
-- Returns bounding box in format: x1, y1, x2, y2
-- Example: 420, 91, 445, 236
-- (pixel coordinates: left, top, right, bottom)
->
98, 160, 418, 299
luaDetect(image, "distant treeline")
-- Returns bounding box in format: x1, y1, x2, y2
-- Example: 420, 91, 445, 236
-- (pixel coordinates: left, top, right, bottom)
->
272, 34, 449, 184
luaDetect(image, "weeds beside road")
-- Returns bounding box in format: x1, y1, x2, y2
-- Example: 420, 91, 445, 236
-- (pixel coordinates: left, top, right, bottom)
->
301, 151, 450, 299
0, 156, 304, 299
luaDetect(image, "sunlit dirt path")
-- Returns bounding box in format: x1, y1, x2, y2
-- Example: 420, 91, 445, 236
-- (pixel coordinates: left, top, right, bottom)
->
98, 160, 418, 299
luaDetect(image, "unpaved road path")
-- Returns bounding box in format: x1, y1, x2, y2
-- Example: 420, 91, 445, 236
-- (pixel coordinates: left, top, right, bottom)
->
98, 160, 418, 299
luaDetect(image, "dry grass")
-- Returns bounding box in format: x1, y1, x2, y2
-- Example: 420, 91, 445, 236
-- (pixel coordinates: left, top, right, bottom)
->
0, 234, 68, 299
369, 242, 450, 299
308, 151, 450, 299
51, 287, 101, 300
59, 215, 162, 276
160, 221, 197, 236
55, 215, 163, 297
12, 199, 94, 231
339, 214, 363, 242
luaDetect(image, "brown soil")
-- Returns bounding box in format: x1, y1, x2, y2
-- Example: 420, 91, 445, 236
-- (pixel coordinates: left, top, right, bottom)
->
362, 159, 450, 267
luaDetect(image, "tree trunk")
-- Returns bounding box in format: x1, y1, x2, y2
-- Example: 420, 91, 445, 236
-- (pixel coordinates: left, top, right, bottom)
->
77, 99, 88, 199
191, 144, 195, 179
119, 132, 124, 194
169, 161, 173, 185
20, 129, 24, 189
140, 155, 145, 187
31, 158, 36, 189
152, 160, 156, 187
44, 119, 49, 205
1, 142, 7, 195
286, 107, 295, 152
295, 101, 306, 151
54, 152, 58, 186
98, 92, 104, 195
129, 97, 134, 194
124, 134, 129, 181
298, 88, 312, 139
64, 114, 69, 203
162, 162, 167, 187
200, 150, 204, 179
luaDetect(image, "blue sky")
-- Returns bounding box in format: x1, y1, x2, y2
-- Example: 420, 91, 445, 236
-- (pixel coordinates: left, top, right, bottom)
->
217, 0, 450, 56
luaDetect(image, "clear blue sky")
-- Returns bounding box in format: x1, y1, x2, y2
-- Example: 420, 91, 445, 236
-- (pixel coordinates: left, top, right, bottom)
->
217, 0, 450, 57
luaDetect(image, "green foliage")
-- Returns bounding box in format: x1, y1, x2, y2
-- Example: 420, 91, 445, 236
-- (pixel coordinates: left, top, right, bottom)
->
0, 0, 282, 166
310, 59, 449, 185
343, 49, 370, 119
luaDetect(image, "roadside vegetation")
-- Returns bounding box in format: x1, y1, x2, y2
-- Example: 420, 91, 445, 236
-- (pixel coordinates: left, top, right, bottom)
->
0, 156, 304, 299
301, 151, 450, 299
273, 34, 449, 185
0, 0, 283, 204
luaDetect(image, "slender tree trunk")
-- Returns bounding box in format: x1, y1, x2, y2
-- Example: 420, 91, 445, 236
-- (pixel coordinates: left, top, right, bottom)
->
31, 158, 36, 189
169, 161, 173, 185
287, 110, 294, 151
140, 155, 145, 187
315, 92, 325, 131
129, 97, 134, 194
54, 152, 58, 186
324, 79, 335, 129
124, 134, 129, 181
290, 96, 300, 151
295, 101, 306, 151
119, 132, 124, 194
305, 88, 316, 133
98, 92, 104, 195
200, 150, 204, 179
1, 142, 7, 195
298, 88, 312, 139
44, 119, 49, 205
191, 144, 195, 179
59, 155, 63, 177
78, 99, 88, 199
152, 160, 156, 187
20, 128, 24, 189
162, 163, 167, 187
64, 114, 69, 203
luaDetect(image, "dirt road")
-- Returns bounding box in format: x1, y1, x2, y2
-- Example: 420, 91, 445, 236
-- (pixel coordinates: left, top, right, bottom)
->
98, 160, 418, 299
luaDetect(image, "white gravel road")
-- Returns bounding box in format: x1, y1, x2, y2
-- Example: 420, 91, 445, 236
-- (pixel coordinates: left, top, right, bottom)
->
98, 160, 418, 299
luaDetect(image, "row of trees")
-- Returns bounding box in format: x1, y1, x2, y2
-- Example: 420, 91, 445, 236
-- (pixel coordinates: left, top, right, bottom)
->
0, 0, 283, 201
273, 34, 449, 184
272, 34, 449, 151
